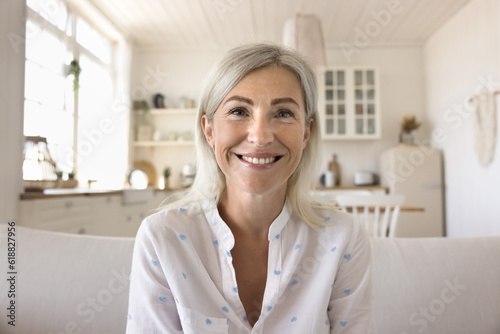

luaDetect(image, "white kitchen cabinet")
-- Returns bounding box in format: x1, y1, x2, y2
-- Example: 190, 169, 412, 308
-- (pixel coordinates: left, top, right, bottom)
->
18, 190, 173, 237
19, 196, 98, 235
318, 67, 380, 139
117, 191, 168, 237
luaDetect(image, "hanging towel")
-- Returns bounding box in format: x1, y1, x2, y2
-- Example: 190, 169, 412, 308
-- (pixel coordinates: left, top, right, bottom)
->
474, 90, 497, 167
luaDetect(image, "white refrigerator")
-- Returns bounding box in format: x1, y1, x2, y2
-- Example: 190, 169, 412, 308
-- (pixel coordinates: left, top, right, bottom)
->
379, 144, 444, 237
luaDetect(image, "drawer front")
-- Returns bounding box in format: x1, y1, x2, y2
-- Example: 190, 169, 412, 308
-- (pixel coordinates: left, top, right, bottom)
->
17, 197, 91, 232
34, 197, 90, 228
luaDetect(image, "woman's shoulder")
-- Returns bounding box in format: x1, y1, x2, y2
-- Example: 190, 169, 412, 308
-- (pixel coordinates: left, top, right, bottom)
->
310, 206, 365, 239
308, 207, 370, 252
310, 205, 356, 227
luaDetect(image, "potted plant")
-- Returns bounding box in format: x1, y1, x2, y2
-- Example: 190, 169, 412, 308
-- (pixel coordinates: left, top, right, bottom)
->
163, 167, 171, 189
68, 59, 81, 96
62, 171, 78, 188
399, 114, 421, 144
133, 100, 154, 141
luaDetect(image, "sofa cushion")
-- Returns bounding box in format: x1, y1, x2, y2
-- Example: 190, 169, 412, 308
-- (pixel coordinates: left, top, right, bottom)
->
2, 224, 500, 334
0, 224, 135, 334
371, 236, 500, 334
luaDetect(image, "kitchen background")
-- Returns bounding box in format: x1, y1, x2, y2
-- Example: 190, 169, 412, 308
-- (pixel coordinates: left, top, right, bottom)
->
1, 0, 499, 238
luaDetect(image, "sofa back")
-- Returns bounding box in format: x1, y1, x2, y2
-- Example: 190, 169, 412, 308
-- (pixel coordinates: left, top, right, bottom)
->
1, 224, 499, 334
0, 224, 135, 334
371, 236, 500, 334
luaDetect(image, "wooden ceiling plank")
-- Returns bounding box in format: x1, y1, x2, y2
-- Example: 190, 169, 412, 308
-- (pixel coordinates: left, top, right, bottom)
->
153, 0, 199, 47
341, 0, 373, 42
117, 0, 170, 47
87, 0, 141, 43
142, 0, 194, 47
376, 0, 421, 43
195, 0, 229, 47
418, 0, 471, 41
85, 0, 474, 49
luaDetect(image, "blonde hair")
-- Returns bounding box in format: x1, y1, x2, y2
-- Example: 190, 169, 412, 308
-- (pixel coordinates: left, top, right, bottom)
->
160, 43, 333, 227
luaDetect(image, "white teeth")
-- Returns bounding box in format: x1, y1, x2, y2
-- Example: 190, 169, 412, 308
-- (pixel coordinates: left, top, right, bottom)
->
241, 156, 276, 165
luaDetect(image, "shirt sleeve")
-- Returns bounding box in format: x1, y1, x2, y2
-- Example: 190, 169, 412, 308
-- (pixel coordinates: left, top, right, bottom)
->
126, 219, 183, 334
328, 218, 377, 334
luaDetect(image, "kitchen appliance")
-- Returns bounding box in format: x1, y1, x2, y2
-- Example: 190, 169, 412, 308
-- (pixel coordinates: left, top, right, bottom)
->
379, 145, 444, 237
354, 171, 376, 186
180, 164, 196, 188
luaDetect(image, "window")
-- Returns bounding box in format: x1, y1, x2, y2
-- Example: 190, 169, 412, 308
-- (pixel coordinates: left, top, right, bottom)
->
24, 0, 126, 189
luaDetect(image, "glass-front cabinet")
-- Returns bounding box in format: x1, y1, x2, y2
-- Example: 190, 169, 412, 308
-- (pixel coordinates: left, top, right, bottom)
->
319, 67, 380, 139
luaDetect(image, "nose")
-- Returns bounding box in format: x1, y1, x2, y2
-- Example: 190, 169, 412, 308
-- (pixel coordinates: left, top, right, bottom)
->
247, 113, 274, 146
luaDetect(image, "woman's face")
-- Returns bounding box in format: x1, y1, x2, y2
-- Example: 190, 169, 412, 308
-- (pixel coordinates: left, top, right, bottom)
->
202, 65, 312, 197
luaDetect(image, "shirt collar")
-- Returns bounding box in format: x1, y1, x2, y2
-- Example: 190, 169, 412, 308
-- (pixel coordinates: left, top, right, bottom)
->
203, 199, 293, 245
267, 199, 292, 241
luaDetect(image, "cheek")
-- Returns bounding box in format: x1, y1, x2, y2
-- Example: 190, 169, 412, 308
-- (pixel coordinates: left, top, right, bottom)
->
212, 123, 242, 162
279, 125, 308, 150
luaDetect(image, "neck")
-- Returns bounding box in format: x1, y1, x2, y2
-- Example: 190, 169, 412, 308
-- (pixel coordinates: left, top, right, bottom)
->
218, 186, 287, 239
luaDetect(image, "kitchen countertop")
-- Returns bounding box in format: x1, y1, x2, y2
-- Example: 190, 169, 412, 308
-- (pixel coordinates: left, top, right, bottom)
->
19, 187, 179, 200
21, 185, 387, 200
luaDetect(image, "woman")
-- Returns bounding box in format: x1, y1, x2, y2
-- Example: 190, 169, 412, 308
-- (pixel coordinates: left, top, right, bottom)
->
126, 43, 376, 333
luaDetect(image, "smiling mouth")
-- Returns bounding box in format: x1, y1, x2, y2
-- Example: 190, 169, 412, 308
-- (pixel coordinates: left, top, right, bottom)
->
237, 155, 282, 165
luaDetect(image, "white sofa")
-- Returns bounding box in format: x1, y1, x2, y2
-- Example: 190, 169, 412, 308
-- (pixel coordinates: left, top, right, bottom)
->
1, 224, 499, 334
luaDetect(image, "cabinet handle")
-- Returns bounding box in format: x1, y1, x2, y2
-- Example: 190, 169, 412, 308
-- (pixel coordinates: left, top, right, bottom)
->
78, 228, 86, 234
65, 201, 73, 208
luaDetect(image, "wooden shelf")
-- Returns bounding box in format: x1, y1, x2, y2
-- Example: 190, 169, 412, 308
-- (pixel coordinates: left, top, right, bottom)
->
133, 140, 195, 147
149, 108, 197, 115
316, 185, 388, 192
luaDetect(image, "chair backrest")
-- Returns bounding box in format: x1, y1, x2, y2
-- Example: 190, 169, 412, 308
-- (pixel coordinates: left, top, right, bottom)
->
335, 194, 406, 237
310, 189, 372, 202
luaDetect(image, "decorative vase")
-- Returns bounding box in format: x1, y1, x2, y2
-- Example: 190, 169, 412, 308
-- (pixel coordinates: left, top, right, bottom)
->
399, 130, 415, 144
328, 154, 341, 186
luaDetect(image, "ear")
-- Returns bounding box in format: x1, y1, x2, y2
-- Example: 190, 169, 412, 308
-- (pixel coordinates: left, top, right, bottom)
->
302, 118, 313, 149
201, 114, 215, 148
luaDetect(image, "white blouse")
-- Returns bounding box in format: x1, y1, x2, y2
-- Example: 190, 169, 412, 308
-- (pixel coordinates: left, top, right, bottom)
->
126, 200, 376, 334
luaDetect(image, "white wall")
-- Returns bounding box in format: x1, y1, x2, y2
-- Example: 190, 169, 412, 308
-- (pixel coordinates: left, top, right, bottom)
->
322, 45, 426, 185
0, 1, 25, 224
423, 0, 500, 237
132, 45, 426, 187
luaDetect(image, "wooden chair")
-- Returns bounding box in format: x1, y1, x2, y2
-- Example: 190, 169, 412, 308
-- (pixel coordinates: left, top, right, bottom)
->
335, 194, 406, 238
310, 189, 372, 202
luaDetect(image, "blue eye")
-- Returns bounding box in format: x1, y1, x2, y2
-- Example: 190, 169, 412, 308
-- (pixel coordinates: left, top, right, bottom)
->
229, 108, 247, 116
277, 110, 294, 118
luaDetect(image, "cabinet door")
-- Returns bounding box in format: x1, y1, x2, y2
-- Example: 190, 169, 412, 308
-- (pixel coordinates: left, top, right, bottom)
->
353, 68, 378, 136
19, 197, 94, 234
87, 195, 122, 236
320, 67, 380, 139
322, 69, 348, 137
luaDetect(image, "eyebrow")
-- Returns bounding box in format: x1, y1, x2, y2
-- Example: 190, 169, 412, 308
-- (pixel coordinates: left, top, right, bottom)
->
223, 95, 300, 107
223, 95, 253, 106
271, 97, 299, 107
